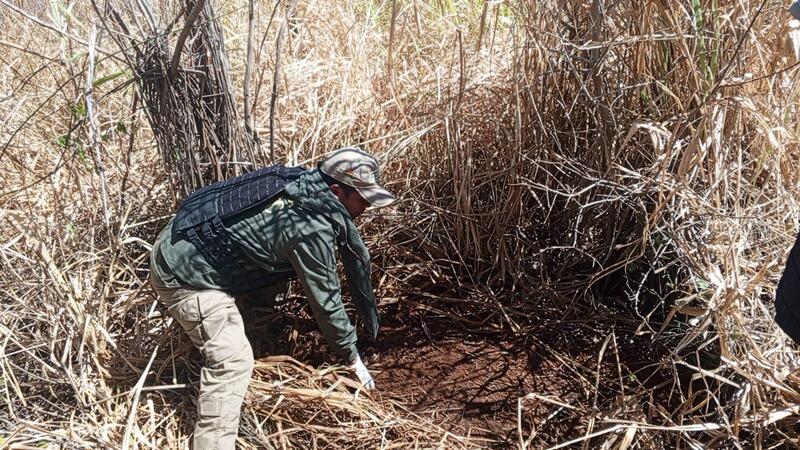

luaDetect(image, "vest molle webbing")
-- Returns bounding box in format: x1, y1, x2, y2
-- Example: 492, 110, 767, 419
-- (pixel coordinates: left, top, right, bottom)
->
172, 165, 306, 293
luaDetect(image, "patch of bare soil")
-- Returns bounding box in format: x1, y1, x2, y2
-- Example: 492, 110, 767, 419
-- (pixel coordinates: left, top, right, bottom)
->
254, 296, 676, 448
369, 323, 586, 445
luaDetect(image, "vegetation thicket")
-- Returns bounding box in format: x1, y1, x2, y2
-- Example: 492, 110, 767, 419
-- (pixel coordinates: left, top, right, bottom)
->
2, 0, 800, 448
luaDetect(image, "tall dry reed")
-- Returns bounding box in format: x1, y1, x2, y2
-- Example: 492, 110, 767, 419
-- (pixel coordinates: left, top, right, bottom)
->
1, 0, 799, 448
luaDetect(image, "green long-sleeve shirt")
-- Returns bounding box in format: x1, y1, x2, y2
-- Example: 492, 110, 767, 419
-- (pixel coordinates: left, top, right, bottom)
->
151, 172, 373, 363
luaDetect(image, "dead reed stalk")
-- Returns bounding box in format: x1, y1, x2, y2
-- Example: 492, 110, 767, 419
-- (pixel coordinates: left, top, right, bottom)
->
2, 0, 800, 448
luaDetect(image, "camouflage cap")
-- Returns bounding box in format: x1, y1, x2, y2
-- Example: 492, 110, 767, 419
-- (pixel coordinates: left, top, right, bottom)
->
319, 147, 396, 208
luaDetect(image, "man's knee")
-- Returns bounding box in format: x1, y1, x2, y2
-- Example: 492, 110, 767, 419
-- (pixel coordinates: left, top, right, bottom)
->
201, 305, 254, 373
221, 343, 254, 379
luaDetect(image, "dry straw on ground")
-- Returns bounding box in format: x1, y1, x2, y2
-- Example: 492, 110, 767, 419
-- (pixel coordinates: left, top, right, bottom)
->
2, 0, 800, 448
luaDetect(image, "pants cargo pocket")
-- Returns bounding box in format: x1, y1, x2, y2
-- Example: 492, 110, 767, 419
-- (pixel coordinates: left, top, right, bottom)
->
198, 397, 224, 418
194, 395, 239, 450
194, 397, 225, 450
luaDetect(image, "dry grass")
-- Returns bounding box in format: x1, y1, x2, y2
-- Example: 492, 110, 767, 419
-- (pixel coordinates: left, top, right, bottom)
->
2, 0, 800, 448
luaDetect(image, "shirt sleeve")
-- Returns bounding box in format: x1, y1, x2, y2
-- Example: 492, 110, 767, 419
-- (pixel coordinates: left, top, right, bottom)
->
285, 229, 359, 363
340, 241, 379, 341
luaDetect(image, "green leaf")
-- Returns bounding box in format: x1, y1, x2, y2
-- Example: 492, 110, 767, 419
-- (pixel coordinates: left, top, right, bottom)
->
74, 141, 91, 170
93, 70, 130, 88
72, 101, 86, 119
56, 134, 70, 149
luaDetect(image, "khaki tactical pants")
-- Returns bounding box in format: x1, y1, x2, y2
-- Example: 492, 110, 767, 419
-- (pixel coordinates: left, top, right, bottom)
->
151, 273, 254, 450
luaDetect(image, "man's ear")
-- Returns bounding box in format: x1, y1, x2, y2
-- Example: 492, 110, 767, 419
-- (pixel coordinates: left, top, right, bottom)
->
329, 183, 342, 196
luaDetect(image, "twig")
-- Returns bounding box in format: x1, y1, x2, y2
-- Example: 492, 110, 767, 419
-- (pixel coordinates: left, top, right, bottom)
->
269, 0, 298, 163
168, 0, 207, 80
475, 0, 489, 53
243, 0, 257, 134
0, 39, 60, 62
85, 23, 111, 227
387, 0, 399, 85
706, 0, 770, 98
119, 92, 140, 210
133, 0, 159, 33
121, 345, 159, 450
252, 0, 282, 120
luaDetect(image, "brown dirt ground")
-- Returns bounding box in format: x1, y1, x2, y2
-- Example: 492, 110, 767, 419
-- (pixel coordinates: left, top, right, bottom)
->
368, 322, 586, 445
243, 295, 677, 448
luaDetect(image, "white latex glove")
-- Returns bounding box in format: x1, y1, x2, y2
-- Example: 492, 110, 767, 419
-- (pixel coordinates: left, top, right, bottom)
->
349, 354, 375, 390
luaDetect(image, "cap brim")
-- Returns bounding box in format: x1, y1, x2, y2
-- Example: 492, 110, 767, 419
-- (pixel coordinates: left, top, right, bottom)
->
356, 184, 396, 209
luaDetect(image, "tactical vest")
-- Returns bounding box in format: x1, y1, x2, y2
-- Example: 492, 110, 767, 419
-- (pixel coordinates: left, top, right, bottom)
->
777, 232, 800, 344
172, 165, 306, 293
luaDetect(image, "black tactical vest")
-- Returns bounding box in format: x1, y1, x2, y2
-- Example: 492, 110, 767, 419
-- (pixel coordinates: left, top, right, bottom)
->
172, 165, 306, 293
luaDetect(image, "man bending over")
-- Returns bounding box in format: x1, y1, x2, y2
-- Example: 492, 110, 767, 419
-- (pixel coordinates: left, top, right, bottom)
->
149, 148, 395, 449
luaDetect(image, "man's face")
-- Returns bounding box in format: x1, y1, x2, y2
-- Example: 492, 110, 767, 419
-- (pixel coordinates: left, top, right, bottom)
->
331, 184, 371, 219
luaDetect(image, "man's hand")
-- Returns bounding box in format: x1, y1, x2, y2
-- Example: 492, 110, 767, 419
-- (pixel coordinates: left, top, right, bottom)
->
349, 354, 375, 390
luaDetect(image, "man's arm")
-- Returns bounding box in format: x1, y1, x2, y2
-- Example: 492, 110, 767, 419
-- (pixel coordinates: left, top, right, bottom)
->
285, 230, 360, 364
340, 245, 379, 342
